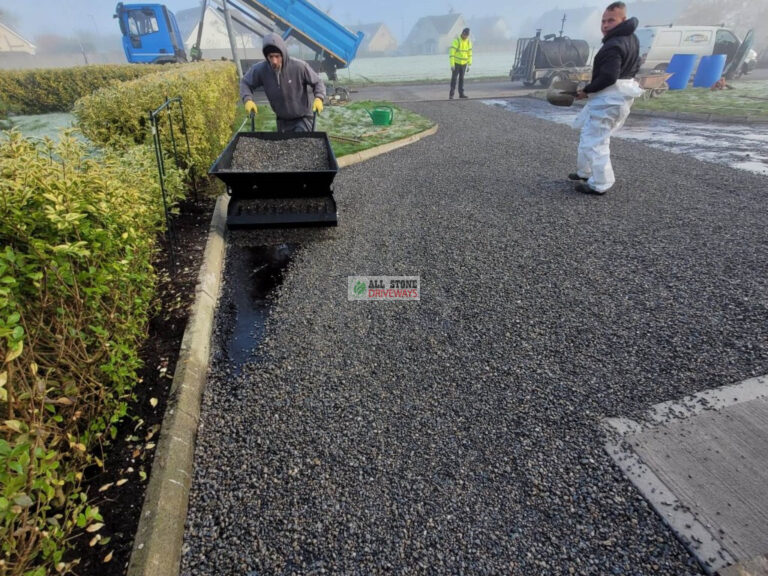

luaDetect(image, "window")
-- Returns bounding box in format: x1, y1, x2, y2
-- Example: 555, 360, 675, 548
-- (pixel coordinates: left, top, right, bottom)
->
127, 9, 159, 36
635, 28, 656, 65
635, 29, 655, 55
715, 29, 738, 45
714, 29, 739, 61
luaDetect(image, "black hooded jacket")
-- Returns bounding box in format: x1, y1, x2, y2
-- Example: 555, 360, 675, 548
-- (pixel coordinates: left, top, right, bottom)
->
584, 17, 640, 94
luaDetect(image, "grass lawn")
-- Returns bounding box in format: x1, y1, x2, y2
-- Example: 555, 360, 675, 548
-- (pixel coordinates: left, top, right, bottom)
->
232, 100, 435, 157
632, 78, 768, 118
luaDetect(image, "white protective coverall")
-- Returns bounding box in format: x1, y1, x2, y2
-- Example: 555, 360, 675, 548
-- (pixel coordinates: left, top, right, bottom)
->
573, 79, 644, 192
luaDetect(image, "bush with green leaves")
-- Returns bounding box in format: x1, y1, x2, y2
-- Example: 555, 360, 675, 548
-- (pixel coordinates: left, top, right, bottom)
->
0, 130, 184, 575
75, 61, 238, 175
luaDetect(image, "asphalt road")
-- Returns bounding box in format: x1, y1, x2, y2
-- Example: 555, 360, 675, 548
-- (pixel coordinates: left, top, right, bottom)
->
182, 98, 768, 575
348, 78, 534, 103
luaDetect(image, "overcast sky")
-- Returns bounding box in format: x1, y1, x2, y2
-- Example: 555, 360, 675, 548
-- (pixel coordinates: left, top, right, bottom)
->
0, 0, 602, 40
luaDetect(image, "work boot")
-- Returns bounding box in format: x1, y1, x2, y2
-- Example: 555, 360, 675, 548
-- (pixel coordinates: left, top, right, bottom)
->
568, 173, 588, 181
575, 182, 606, 195
459, 94, 468, 99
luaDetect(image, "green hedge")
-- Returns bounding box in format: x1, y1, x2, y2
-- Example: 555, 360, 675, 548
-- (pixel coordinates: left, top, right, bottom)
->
0, 130, 185, 575
75, 61, 238, 175
0, 64, 161, 115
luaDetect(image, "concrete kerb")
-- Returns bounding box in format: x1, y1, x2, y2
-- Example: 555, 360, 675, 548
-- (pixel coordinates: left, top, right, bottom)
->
126, 125, 438, 576
337, 124, 439, 168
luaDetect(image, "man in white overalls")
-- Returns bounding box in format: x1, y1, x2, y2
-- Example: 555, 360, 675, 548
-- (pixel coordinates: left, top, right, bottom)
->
571, 2, 643, 195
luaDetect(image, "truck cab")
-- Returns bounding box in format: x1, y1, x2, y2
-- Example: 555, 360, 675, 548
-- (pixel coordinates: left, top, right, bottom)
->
115, 3, 187, 63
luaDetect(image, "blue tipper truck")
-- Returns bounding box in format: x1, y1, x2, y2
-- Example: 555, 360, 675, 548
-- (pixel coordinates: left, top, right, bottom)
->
115, 3, 188, 63
115, 0, 364, 79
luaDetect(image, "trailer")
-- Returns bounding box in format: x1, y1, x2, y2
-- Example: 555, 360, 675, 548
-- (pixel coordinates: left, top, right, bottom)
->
510, 30, 591, 88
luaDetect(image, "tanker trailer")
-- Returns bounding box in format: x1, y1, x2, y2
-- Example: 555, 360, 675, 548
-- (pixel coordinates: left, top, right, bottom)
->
510, 30, 592, 87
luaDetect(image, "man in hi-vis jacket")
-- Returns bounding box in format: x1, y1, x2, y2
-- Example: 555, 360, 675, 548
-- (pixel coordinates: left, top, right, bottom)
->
449, 27, 472, 100
240, 33, 326, 133
570, 2, 642, 195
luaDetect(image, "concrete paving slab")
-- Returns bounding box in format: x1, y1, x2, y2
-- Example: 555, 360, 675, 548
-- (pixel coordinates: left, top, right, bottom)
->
605, 376, 768, 575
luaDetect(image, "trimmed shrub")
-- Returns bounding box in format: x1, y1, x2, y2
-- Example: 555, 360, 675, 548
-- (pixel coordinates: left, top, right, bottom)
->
0, 64, 161, 115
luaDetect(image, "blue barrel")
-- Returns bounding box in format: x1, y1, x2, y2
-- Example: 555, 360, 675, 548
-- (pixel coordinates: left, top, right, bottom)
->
693, 54, 727, 88
666, 53, 697, 90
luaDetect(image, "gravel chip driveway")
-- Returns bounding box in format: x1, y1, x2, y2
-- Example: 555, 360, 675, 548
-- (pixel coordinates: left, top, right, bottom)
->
182, 101, 768, 575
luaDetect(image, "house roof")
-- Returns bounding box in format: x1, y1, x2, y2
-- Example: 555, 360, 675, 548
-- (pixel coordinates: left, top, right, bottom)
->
345, 22, 396, 51
348, 23, 386, 38
415, 14, 463, 36
0, 21, 35, 54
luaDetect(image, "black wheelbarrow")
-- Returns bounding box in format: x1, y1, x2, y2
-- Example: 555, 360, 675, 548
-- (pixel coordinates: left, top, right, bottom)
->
209, 114, 338, 228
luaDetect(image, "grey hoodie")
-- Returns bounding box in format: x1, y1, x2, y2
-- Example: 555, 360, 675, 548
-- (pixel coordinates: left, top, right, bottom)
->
239, 33, 326, 122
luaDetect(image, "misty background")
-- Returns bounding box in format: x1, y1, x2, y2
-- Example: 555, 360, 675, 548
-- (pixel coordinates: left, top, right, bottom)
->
0, 0, 766, 69
3, 0, 607, 41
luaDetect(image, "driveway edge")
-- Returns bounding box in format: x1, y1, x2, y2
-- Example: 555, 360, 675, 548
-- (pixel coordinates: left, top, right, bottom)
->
337, 124, 439, 168
127, 194, 229, 576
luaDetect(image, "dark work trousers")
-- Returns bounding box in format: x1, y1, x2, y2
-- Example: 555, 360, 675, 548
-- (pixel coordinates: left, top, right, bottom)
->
277, 116, 313, 133
449, 64, 467, 98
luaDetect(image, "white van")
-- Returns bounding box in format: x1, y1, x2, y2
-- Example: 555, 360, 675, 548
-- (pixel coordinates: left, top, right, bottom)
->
636, 25, 756, 76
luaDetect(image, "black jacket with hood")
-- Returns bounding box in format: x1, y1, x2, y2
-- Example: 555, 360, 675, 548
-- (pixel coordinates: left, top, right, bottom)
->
584, 17, 640, 94
239, 33, 326, 121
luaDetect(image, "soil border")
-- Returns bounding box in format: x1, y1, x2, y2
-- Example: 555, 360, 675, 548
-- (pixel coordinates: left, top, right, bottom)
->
127, 195, 228, 576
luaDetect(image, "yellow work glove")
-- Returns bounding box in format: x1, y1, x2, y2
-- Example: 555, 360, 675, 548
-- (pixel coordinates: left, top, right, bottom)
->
312, 97, 324, 114
244, 100, 258, 115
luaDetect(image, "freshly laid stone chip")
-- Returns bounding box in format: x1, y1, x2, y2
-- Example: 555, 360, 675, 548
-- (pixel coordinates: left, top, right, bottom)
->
228, 137, 330, 172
